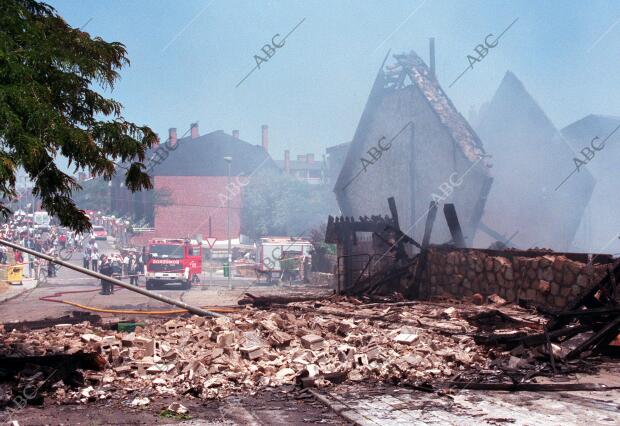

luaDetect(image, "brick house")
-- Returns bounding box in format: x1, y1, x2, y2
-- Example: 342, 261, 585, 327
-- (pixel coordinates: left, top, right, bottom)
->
148, 123, 278, 240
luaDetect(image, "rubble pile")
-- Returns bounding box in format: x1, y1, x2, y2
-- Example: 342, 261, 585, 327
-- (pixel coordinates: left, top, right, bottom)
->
0, 299, 537, 402
426, 251, 608, 309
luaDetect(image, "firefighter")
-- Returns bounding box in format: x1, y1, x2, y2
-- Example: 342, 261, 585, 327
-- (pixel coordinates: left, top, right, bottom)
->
99, 255, 114, 295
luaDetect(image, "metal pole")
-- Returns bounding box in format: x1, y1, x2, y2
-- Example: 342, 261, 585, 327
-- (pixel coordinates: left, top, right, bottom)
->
208, 248, 215, 290
226, 157, 232, 291
0, 238, 221, 317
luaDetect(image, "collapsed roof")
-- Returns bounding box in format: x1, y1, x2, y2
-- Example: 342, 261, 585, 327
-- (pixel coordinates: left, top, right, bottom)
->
335, 50, 492, 245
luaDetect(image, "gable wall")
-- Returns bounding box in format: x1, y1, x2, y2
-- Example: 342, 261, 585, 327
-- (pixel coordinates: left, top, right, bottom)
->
338, 86, 490, 246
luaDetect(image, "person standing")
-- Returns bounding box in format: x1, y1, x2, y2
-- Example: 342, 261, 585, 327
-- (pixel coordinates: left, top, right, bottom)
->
99, 255, 113, 295
91, 248, 99, 271
111, 254, 122, 277
83, 248, 90, 269
58, 233, 66, 249
122, 253, 130, 277
14, 249, 23, 265
46, 246, 56, 278
128, 254, 139, 286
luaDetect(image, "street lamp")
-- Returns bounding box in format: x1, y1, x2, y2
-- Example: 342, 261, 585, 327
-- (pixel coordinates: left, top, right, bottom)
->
223, 156, 232, 290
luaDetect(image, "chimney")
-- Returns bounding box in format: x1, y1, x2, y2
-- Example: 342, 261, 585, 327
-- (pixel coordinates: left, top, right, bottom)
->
261, 124, 269, 152
190, 122, 199, 139
232, 129, 239, 139
429, 37, 436, 78
284, 150, 290, 174
168, 128, 177, 146
306, 153, 314, 164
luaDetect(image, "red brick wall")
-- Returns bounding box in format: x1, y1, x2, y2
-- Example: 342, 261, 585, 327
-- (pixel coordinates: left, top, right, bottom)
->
154, 176, 242, 240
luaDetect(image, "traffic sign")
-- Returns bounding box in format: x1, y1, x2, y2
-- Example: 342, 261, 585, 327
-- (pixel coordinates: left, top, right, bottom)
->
205, 237, 217, 248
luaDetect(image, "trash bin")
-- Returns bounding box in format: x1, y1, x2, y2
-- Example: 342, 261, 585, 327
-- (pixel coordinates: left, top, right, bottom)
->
223, 262, 229, 277
8, 265, 23, 285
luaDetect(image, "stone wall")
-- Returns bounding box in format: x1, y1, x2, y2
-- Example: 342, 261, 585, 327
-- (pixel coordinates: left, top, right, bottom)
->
426, 249, 609, 310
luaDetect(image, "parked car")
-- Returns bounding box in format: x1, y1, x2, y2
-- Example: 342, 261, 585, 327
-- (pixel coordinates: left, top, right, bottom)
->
91, 226, 108, 240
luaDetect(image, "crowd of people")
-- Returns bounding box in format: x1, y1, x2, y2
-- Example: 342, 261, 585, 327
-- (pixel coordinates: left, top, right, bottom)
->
0, 218, 82, 278
0, 212, 147, 294
96, 251, 143, 295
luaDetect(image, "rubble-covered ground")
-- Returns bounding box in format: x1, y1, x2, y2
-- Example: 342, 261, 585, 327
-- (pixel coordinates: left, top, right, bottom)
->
2, 295, 619, 424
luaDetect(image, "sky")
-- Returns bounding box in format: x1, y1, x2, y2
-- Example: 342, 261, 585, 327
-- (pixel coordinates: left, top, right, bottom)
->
47, 0, 620, 161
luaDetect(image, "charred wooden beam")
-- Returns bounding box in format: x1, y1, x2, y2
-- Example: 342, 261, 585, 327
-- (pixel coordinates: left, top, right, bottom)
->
237, 293, 327, 308
474, 324, 592, 347
2, 313, 102, 332
409, 201, 437, 299
444, 204, 466, 248
565, 315, 620, 360
0, 353, 106, 375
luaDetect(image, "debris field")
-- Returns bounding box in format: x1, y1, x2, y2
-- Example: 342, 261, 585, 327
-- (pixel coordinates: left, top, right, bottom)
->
0, 296, 551, 407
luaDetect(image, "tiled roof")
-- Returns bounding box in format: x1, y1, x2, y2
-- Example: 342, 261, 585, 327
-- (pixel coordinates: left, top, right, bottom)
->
390, 52, 487, 163
148, 131, 278, 177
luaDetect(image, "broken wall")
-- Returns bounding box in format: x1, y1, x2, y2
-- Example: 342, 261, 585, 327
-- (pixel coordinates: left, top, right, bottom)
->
423, 249, 608, 310
337, 84, 489, 245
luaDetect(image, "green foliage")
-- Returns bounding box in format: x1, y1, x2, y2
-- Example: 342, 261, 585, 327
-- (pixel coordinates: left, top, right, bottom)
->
241, 169, 338, 239
0, 0, 156, 232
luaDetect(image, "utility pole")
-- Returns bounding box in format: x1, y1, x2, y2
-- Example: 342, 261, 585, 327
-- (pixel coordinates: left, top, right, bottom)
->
224, 156, 232, 290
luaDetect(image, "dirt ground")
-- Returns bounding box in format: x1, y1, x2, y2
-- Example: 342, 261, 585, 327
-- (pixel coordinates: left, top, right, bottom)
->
4, 388, 348, 425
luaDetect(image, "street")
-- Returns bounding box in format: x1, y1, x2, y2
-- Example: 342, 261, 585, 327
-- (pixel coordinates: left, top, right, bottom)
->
0, 239, 295, 323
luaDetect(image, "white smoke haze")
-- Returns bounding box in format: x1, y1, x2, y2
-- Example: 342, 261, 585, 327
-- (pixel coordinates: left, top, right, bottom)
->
44, 0, 620, 253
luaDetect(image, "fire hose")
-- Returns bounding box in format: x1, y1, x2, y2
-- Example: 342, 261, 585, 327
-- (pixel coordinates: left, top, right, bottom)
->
38, 287, 240, 315
0, 238, 223, 317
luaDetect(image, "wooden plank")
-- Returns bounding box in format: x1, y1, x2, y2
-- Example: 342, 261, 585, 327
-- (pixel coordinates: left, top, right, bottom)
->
443, 203, 466, 248
410, 201, 437, 299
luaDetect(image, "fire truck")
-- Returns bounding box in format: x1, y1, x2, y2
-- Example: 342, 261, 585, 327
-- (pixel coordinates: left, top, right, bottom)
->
256, 237, 313, 283
145, 238, 202, 290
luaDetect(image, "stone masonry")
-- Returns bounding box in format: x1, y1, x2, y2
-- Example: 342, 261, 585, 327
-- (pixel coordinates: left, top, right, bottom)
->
425, 249, 609, 310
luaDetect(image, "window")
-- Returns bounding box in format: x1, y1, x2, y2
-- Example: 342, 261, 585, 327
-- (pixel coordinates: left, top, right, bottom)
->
150, 244, 184, 259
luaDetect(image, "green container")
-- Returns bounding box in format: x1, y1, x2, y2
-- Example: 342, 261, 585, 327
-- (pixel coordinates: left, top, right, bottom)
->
223, 262, 229, 277
117, 322, 145, 332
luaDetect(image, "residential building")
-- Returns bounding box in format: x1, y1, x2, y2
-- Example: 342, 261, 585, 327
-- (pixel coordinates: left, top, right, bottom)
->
275, 150, 325, 184
111, 123, 279, 241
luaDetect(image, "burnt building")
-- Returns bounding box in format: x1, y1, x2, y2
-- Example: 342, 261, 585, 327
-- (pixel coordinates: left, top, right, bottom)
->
334, 49, 492, 246
562, 114, 620, 253
474, 72, 595, 250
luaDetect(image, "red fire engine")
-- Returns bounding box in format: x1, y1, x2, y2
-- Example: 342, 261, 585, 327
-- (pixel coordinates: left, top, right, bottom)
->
145, 239, 202, 290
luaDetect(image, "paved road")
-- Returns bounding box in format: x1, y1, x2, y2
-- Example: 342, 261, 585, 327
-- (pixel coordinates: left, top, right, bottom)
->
0, 239, 267, 323
316, 374, 620, 425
